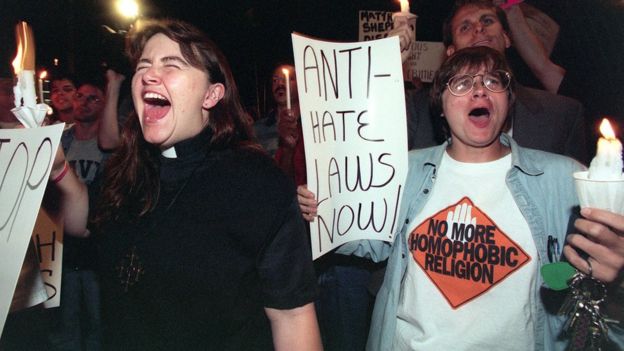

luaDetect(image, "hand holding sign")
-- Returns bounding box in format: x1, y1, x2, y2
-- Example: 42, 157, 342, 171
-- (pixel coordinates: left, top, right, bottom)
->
297, 185, 318, 222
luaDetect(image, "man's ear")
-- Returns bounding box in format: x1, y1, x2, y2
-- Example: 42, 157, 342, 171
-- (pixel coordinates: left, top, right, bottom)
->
202, 83, 225, 109
503, 32, 511, 49
446, 45, 456, 57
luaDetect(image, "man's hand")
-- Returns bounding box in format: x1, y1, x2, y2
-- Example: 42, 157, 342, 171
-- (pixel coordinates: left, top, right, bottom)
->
278, 108, 299, 148
297, 185, 318, 222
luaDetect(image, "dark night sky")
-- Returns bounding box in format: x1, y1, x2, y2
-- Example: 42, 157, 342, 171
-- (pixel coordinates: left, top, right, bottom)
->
1, 0, 623, 121
0, 0, 454, 109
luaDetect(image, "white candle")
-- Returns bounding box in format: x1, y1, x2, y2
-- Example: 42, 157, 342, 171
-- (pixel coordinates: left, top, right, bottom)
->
399, 0, 410, 13
282, 68, 291, 110
12, 22, 37, 108
38, 70, 47, 104
588, 118, 623, 180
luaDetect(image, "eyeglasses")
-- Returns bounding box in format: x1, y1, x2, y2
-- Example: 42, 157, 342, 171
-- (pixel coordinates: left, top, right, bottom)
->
75, 92, 102, 104
446, 70, 511, 96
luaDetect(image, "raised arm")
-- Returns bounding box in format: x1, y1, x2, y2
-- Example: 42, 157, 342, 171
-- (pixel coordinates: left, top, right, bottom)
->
98, 69, 125, 151
49, 146, 88, 237
504, 4, 565, 93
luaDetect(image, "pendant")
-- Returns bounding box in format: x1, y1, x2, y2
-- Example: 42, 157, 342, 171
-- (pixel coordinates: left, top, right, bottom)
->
116, 245, 145, 292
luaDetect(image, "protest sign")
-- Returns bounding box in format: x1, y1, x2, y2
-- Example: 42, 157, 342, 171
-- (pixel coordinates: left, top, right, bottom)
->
292, 33, 408, 259
33, 208, 63, 308
358, 10, 394, 41
0, 123, 64, 333
358, 10, 446, 82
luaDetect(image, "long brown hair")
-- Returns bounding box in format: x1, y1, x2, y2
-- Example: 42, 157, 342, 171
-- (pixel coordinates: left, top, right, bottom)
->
95, 18, 256, 225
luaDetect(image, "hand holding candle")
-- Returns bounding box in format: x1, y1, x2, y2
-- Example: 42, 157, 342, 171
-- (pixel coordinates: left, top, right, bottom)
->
282, 68, 291, 110
392, 0, 417, 63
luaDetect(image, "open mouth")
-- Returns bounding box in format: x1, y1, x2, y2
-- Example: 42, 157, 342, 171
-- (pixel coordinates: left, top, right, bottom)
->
469, 107, 490, 117
468, 107, 491, 127
471, 39, 491, 47
143, 92, 171, 121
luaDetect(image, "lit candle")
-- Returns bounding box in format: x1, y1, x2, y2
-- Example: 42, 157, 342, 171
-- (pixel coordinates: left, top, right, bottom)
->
588, 118, 623, 180
399, 0, 410, 13
282, 67, 291, 110
12, 21, 37, 108
38, 70, 47, 104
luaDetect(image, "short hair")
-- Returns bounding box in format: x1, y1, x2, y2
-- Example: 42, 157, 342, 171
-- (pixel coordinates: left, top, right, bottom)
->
442, 0, 511, 47
430, 46, 515, 119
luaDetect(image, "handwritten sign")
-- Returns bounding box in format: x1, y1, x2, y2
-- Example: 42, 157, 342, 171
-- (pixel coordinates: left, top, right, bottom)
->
0, 123, 64, 334
33, 208, 63, 308
292, 33, 408, 259
358, 10, 446, 82
358, 10, 394, 41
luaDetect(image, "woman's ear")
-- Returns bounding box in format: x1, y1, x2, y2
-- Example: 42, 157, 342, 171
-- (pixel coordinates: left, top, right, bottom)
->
202, 83, 225, 109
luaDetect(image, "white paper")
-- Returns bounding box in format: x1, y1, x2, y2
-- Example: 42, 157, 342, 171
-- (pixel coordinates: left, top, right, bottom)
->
0, 123, 64, 333
292, 33, 408, 259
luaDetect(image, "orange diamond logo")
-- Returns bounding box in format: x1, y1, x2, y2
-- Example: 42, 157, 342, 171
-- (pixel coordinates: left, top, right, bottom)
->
408, 197, 530, 308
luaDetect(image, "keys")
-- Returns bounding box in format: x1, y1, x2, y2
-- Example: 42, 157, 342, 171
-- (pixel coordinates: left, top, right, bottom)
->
559, 272, 618, 351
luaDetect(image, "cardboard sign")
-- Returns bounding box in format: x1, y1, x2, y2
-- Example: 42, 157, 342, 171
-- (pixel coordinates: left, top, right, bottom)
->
32, 208, 63, 308
292, 33, 408, 259
358, 10, 446, 82
0, 123, 64, 333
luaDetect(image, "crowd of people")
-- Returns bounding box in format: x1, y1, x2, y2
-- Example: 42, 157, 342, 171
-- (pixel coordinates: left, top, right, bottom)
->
1, 0, 623, 350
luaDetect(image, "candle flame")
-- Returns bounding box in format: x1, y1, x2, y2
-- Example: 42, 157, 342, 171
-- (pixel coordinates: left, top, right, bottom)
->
39, 70, 47, 79
12, 44, 23, 75
282, 68, 289, 76
399, 0, 410, 12
599, 118, 617, 140
12, 21, 36, 74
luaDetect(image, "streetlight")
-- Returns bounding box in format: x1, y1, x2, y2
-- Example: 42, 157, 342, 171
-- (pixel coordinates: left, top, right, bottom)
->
115, 0, 140, 20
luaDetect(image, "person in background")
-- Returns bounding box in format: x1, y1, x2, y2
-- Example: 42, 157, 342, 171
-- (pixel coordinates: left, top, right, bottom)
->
90, 19, 320, 350
254, 63, 299, 157
48, 80, 108, 351
49, 74, 77, 125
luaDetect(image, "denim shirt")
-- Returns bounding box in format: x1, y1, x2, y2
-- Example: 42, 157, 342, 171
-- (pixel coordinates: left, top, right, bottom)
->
339, 134, 622, 350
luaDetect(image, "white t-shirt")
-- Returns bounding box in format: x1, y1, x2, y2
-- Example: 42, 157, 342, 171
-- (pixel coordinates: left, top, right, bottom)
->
394, 151, 537, 351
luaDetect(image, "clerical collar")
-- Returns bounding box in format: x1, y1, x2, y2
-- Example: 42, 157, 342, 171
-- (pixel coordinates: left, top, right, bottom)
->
161, 146, 177, 158
160, 127, 214, 160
